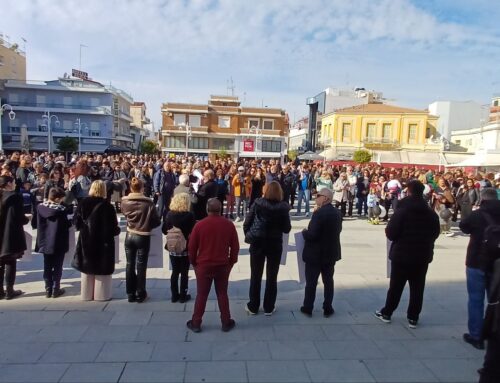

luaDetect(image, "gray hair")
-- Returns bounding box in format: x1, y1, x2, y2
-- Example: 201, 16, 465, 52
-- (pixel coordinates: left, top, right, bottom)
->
179, 174, 190, 186
481, 188, 498, 201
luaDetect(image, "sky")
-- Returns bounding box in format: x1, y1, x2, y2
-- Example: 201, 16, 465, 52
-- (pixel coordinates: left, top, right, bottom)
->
2, 0, 499, 128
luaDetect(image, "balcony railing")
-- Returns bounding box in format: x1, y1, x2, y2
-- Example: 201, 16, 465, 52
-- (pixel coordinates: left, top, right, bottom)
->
162, 125, 209, 134
240, 128, 281, 136
5, 101, 111, 114
362, 138, 400, 149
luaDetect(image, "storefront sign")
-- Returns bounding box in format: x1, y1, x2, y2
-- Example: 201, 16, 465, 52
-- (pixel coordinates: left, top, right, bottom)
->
243, 139, 254, 152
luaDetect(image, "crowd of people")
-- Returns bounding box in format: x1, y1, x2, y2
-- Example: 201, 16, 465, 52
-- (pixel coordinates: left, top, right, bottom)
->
0, 150, 500, 382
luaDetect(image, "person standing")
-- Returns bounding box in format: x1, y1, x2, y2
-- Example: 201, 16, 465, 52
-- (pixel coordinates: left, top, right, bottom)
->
163, 193, 196, 303
345, 166, 358, 217
187, 199, 239, 333
296, 165, 313, 217
193, 169, 218, 221
459, 187, 500, 350
0, 176, 29, 300
121, 178, 161, 303
244, 181, 291, 315
333, 172, 350, 217
300, 188, 342, 317
72, 180, 121, 301
375, 180, 440, 328
456, 178, 480, 222
279, 165, 295, 207
36, 187, 72, 298
153, 161, 177, 219
232, 166, 251, 222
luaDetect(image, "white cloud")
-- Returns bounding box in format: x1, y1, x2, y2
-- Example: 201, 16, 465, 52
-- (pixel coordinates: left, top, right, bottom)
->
2, 0, 499, 126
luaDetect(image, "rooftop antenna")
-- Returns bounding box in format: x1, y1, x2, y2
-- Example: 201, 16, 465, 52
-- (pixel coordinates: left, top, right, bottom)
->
21, 37, 27, 52
227, 76, 235, 96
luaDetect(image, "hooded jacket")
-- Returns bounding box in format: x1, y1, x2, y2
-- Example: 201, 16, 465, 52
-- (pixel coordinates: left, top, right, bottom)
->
36, 201, 71, 254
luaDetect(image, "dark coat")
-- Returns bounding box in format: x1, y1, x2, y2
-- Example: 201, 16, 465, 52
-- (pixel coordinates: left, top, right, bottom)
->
72, 196, 121, 275
459, 199, 500, 270
302, 203, 342, 265
386, 195, 440, 265
193, 179, 218, 220
0, 191, 29, 259
482, 258, 500, 340
162, 211, 196, 243
36, 202, 72, 255
243, 198, 292, 254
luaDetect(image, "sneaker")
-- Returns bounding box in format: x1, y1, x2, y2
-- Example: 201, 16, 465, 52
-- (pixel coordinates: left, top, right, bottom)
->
374, 218, 380, 225
445, 232, 455, 237
374, 310, 391, 323
408, 319, 418, 329
234, 217, 241, 222
323, 308, 335, 318
186, 319, 201, 333
463, 333, 485, 350
45, 289, 52, 298
52, 288, 65, 298
300, 306, 312, 317
136, 292, 148, 303
221, 319, 236, 332
245, 304, 258, 315
128, 294, 137, 303
179, 294, 191, 303
264, 308, 276, 316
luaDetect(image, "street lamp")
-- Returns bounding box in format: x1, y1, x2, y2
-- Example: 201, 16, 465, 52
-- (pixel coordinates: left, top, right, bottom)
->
249, 124, 263, 160
75, 118, 88, 155
0, 104, 16, 154
41, 111, 60, 153
178, 122, 192, 157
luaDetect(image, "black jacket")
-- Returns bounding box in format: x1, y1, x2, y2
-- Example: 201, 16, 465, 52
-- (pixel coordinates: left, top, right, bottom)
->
193, 179, 218, 220
36, 202, 72, 255
162, 211, 196, 242
243, 197, 291, 253
302, 203, 342, 265
72, 197, 121, 275
386, 195, 440, 265
459, 199, 500, 270
279, 172, 295, 196
0, 191, 29, 259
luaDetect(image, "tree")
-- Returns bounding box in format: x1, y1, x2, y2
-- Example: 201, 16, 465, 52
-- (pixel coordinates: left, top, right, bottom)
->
140, 139, 158, 154
57, 137, 78, 154
287, 149, 298, 161
353, 149, 372, 164
216, 147, 228, 159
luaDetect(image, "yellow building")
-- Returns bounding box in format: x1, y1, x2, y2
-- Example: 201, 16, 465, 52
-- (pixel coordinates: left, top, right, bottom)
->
320, 103, 440, 153
0, 38, 26, 81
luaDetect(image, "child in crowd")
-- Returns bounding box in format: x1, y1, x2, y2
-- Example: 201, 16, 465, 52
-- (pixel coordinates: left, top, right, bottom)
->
367, 187, 380, 224
36, 187, 72, 298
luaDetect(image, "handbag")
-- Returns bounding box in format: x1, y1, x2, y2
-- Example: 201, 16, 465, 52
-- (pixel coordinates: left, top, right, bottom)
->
244, 212, 267, 244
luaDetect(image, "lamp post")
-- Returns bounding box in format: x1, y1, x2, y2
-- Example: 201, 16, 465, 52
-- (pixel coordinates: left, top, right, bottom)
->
0, 104, 16, 154
41, 111, 60, 153
249, 124, 262, 160
178, 122, 192, 157
75, 118, 88, 155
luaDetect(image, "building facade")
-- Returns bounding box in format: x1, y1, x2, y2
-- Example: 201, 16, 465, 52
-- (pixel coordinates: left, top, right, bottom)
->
161, 95, 288, 159
130, 101, 155, 152
0, 76, 134, 153
319, 103, 440, 158
0, 37, 26, 81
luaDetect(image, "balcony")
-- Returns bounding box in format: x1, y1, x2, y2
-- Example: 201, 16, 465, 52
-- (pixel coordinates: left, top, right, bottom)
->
362, 138, 400, 150
162, 125, 209, 134
5, 101, 111, 115
240, 128, 281, 137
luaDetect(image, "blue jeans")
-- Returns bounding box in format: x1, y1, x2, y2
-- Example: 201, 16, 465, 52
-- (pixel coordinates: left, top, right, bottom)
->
297, 189, 310, 215
466, 267, 486, 340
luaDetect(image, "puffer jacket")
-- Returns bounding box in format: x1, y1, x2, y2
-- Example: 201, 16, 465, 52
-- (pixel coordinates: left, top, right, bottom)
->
121, 193, 161, 235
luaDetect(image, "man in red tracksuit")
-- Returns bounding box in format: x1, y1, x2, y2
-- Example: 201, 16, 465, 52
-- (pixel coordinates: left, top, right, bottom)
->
187, 198, 239, 332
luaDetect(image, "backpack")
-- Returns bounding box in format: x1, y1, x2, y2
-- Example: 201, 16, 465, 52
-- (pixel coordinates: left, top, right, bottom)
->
481, 212, 500, 271
165, 226, 187, 254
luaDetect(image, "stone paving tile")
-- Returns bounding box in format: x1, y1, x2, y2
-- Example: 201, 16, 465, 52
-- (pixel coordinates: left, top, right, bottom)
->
305, 360, 375, 383
149, 311, 191, 325
212, 341, 270, 361
247, 360, 310, 382
0, 342, 51, 363
61, 362, 125, 383
375, 339, 474, 359
40, 342, 104, 363
136, 325, 187, 342
268, 340, 320, 360
0, 325, 41, 342
273, 324, 327, 340
422, 358, 482, 383
33, 325, 88, 342
58, 311, 115, 325
315, 340, 385, 360
350, 323, 414, 340
0, 310, 66, 325
151, 341, 212, 361
364, 359, 439, 382
185, 361, 247, 382
120, 361, 185, 382
109, 311, 152, 326
96, 341, 155, 362
320, 325, 361, 340
82, 325, 141, 342
0, 363, 69, 382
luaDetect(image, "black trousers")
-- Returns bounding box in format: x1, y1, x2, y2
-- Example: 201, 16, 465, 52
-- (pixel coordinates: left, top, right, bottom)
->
0, 258, 17, 290
247, 245, 281, 313
125, 233, 150, 298
480, 336, 500, 383
335, 201, 347, 217
384, 197, 399, 220
170, 255, 190, 299
381, 262, 429, 321
157, 192, 172, 220
347, 198, 354, 217
290, 189, 296, 208
303, 262, 335, 312
43, 252, 65, 290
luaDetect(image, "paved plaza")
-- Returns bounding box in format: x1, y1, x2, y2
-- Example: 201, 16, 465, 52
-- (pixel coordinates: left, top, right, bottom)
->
0, 215, 483, 383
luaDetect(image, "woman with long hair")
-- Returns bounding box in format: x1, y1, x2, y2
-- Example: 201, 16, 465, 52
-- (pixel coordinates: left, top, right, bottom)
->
0, 176, 29, 299
121, 177, 161, 303
162, 193, 196, 303
73, 180, 121, 301
243, 181, 291, 315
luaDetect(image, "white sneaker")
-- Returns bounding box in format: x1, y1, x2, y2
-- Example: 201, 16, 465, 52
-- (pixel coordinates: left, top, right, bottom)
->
234, 217, 241, 222
264, 308, 276, 316
445, 232, 455, 237
245, 305, 257, 315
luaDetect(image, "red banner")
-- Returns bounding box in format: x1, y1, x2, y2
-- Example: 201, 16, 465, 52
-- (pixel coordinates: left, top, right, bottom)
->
243, 139, 254, 152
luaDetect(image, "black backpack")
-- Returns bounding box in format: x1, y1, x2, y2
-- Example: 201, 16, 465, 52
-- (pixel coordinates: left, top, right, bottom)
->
481, 212, 500, 271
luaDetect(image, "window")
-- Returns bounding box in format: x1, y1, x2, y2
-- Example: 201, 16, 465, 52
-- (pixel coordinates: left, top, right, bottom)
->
218, 116, 231, 128
248, 118, 259, 129
36, 95, 46, 106
173, 113, 185, 126
426, 127, 431, 138
189, 137, 209, 149
494, 100, 499, 107
408, 124, 418, 144
90, 122, 100, 131
188, 115, 201, 127
91, 131, 100, 137
164, 136, 186, 148
212, 138, 234, 151
382, 123, 392, 140
90, 97, 100, 107
342, 123, 351, 142
455, 140, 461, 145
261, 140, 281, 152
8, 93, 19, 104
63, 120, 73, 132
63, 96, 72, 106
366, 123, 376, 139
263, 120, 274, 130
